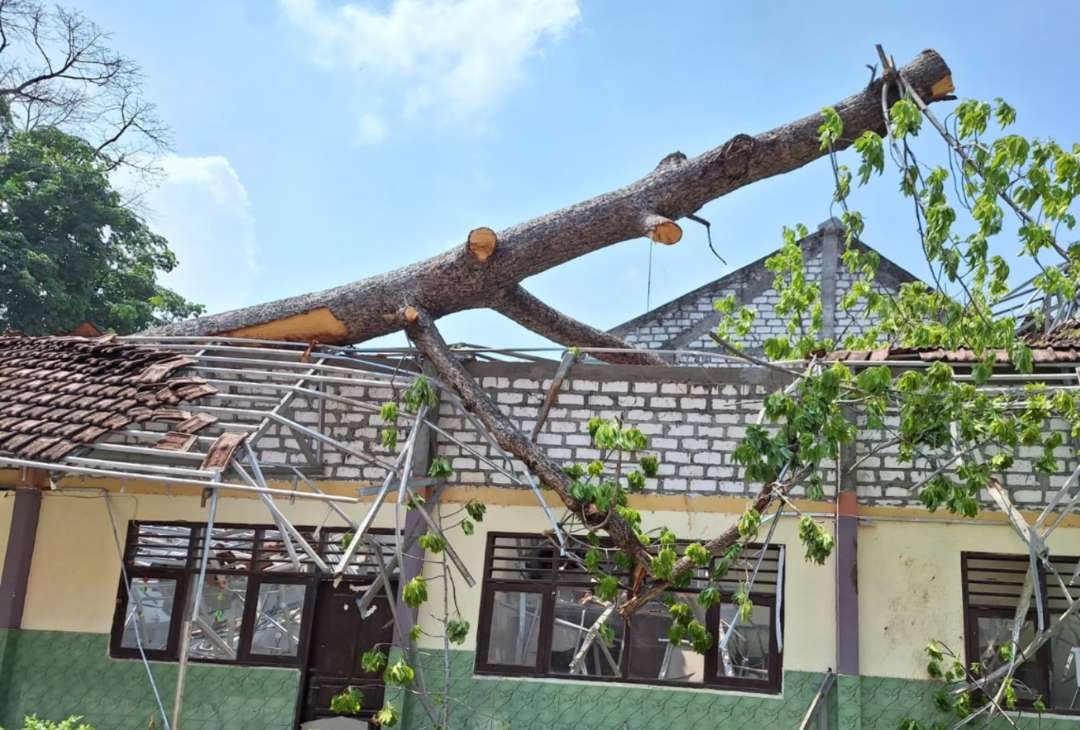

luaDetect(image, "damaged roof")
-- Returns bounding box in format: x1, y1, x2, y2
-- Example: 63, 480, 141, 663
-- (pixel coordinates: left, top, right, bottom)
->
0, 335, 220, 463
826, 320, 1080, 365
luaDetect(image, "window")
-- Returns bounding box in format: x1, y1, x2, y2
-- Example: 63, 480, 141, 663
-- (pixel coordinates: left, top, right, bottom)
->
475, 532, 784, 693
110, 521, 392, 667
962, 552, 1080, 712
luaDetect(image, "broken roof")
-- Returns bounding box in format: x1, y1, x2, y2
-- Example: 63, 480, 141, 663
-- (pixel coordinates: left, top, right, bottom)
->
0, 335, 218, 463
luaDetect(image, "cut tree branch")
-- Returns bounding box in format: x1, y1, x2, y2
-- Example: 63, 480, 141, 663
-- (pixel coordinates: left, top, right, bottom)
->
405, 308, 653, 569
147, 50, 953, 346
493, 285, 668, 366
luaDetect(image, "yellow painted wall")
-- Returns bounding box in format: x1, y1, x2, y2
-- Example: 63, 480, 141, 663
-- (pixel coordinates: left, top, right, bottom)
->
0, 488, 14, 579
858, 518, 1080, 680
415, 503, 839, 675
16, 480, 1080, 684
19, 489, 398, 634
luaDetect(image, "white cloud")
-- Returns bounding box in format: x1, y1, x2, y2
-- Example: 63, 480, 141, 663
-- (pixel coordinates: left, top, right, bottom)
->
121, 155, 258, 314
355, 112, 388, 145
279, 0, 580, 131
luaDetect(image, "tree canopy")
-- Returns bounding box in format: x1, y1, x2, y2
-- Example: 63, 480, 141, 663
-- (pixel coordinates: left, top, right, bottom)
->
0, 125, 202, 334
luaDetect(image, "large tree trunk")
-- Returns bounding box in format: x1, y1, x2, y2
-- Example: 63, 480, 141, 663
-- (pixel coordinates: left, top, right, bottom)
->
405, 310, 654, 569
146, 48, 956, 615
148, 51, 953, 356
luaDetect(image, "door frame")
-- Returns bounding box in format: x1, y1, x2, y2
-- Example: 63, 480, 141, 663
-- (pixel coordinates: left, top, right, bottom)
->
292, 576, 396, 729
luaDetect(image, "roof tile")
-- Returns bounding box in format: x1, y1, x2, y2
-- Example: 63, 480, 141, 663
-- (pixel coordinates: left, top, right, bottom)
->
0, 336, 218, 465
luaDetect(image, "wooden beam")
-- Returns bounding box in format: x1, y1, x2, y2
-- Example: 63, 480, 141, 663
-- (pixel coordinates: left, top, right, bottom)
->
0, 487, 42, 629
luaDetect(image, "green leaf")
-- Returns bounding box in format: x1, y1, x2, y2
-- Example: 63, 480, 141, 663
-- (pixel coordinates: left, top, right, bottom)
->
374, 705, 400, 727
639, 454, 660, 477
818, 106, 843, 150
379, 401, 399, 423
361, 649, 387, 673
447, 618, 470, 644
402, 577, 428, 608
380, 427, 398, 450
329, 686, 364, 716
683, 542, 710, 568
384, 659, 416, 687
402, 377, 438, 410
418, 532, 446, 554
595, 574, 620, 602
427, 456, 453, 479
465, 499, 487, 522
889, 98, 922, 137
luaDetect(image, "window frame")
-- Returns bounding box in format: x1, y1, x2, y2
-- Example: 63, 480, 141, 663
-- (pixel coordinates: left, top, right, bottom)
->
960, 551, 1076, 714
109, 520, 387, 668
474, 531, 784, 694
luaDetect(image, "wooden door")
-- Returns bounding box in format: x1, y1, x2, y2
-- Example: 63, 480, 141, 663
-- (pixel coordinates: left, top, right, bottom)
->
299, 580, 396, 725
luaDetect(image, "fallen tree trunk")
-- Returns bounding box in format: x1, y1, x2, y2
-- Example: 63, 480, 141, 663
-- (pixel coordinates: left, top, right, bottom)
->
405, 309, 654, 569
493, 285, 668, 366
148, 51, 953, 362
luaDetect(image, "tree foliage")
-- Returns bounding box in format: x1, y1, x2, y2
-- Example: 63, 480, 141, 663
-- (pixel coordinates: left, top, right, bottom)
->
0, 125, 202, 334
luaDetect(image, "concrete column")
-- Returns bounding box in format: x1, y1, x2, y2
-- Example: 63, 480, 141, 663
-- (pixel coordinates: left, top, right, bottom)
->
0, 487, 42, 629
835, 417, 860, 678
819, 217, 843, 343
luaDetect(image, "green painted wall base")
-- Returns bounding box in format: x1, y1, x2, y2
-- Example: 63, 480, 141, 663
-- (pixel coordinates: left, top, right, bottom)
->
0, 629, 299, 730
3, 635, 1079, 729
398, 652, 1080, 730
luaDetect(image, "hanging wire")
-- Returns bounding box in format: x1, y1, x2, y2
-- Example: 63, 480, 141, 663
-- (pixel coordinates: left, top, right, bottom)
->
645, 237, 654, 312
687, 213, 726, 265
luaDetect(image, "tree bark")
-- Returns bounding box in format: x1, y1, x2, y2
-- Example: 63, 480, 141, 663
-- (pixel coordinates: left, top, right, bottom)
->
409, 307, 781, 616
148, 50, 953, 347
405, 309, 654, 569
493, 285, 668, 366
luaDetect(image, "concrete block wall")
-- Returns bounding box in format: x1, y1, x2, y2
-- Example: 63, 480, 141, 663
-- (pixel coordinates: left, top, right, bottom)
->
430, 362, 800, 495
613, 219, 919, 364
252, 358, 1079, 511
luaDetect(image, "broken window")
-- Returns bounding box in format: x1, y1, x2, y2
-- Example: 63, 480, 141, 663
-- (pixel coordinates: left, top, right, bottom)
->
961, 552, 1080, 712
121, 576, 178, 652
111, 521, 384, 667
475, 532, 783, 693
250, 581, 308, 657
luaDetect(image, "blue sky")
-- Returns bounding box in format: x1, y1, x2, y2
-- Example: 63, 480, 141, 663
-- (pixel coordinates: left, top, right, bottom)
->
78, 0, 1080, 349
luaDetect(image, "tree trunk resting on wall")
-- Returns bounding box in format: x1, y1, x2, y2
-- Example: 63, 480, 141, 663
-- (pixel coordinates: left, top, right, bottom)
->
149, 50, 953, 367
154, 49, 955, 611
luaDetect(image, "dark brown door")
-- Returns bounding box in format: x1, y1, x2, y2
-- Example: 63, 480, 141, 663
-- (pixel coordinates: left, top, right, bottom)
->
300, 580, 396, 724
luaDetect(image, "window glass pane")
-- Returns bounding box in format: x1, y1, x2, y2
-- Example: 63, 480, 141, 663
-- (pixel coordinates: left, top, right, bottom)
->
1049, 614, 1080, 709
130, 525, 192, 568
196, 528, 254, 572
975, 616, 1045, 702
250, 583, 307, 657
486, 591, 542, 666
122, 576, 177, 651
626, 596, 706, 684
187, 574, 248, 661
549, 588, 624, 677
718, 603, 772, 681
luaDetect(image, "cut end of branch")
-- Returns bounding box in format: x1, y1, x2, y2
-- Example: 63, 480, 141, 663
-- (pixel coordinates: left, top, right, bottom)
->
643, 215, 682, 245
930, 75, 955, 100
467, 227, 498, 262
382, 305, 420, 325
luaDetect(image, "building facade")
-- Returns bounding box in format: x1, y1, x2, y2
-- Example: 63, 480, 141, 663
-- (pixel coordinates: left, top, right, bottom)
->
1, 222, 1078, 729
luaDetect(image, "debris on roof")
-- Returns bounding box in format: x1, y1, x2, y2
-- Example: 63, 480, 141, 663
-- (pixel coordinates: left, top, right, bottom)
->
0, 335, 218, 463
